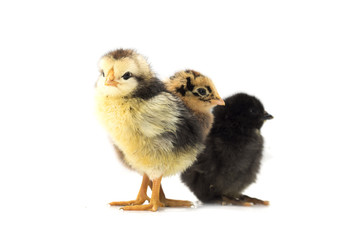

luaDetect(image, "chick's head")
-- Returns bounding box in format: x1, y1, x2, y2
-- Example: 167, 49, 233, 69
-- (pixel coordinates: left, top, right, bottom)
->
215, 93, 273, 130
166, 70, 225, 113
96, 49, 155, 97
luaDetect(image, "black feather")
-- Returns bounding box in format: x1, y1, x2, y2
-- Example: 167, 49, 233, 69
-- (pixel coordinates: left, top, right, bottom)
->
176, 85, 187, 96
186, 77, 195, 91
181, 93, 272, 203
131, 78, 166, 100
206, 86, 212, 93
168, 105, 204, 150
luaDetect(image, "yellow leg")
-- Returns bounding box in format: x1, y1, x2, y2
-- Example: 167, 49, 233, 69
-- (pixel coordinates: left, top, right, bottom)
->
109, 174, 150, 206
149, 181, 193, 207
122, 176, 164, 211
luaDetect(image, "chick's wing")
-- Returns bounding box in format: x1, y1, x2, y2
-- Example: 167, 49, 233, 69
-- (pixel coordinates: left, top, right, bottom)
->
136, 93, 182, 138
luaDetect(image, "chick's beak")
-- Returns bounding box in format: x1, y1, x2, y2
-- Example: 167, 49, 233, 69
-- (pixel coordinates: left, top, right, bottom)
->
263, 112, 274, 120
104, 68, 118, 86
211, 98, 226, 106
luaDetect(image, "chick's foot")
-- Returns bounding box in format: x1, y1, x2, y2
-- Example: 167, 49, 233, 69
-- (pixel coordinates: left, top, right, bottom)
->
150, 181, 193, 207
162, 199, 193, 207
121, 176, 164, 212
221, 195, 269, 206
121, 199, 165, 211
159, 188, 193, 207
109, 174, 150, 206
240, 194, 269, 206
109, 197, 150, 207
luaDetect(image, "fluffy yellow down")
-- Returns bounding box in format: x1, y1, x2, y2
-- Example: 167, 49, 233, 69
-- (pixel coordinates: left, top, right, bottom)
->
95, 91, 203, 180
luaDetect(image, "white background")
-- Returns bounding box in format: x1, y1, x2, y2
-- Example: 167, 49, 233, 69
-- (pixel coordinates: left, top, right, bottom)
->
1, 0, 360, 239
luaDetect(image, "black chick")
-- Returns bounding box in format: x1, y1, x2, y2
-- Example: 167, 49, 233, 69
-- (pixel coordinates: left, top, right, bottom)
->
181, 93, 273, 206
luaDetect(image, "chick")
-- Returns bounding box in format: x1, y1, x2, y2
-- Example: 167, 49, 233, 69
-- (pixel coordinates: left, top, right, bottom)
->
111, 69, 225, 207
181, 93, 273, 206
95, 49, 206, 211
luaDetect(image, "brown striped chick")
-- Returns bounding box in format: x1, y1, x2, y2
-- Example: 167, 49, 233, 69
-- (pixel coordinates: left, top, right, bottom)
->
165, 70, 225, 139
95, 49, 205, 211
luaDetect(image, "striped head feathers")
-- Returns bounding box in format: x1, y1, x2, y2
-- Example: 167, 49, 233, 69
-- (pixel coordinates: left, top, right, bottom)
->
165, 69, 225, 113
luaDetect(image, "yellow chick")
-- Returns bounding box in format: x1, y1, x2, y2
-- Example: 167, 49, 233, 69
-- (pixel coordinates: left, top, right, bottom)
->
112, 69, 226, 207
95, 49, 206, 211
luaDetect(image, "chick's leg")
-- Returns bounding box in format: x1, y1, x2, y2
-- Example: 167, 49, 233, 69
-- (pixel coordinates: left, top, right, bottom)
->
122, 176, 164, 211
149, 181, 193, 207
109, 174, 150, 206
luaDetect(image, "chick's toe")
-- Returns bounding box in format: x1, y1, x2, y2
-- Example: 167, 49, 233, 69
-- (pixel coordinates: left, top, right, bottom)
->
240, 194, 270, 206
109, 174, 150, 206
221, 195, 269, 206
122, 177, 164, 212
149, 181, 193, 208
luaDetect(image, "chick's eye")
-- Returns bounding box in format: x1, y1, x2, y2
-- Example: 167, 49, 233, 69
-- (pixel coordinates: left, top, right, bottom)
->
101, 70, 105, 77
122, 72, 132, 80
197, 88, 207, 96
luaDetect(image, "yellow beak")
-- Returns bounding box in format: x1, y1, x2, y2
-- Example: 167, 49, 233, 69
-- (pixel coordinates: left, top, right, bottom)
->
104, 68, 118, 86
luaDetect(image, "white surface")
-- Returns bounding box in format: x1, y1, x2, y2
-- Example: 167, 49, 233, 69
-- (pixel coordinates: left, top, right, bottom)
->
1, 0, 360, 239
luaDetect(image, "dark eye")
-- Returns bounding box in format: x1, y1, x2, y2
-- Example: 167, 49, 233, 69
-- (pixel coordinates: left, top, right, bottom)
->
101, 70, 105, 77
197, 88, 207, 96
122, 72, 132, 80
